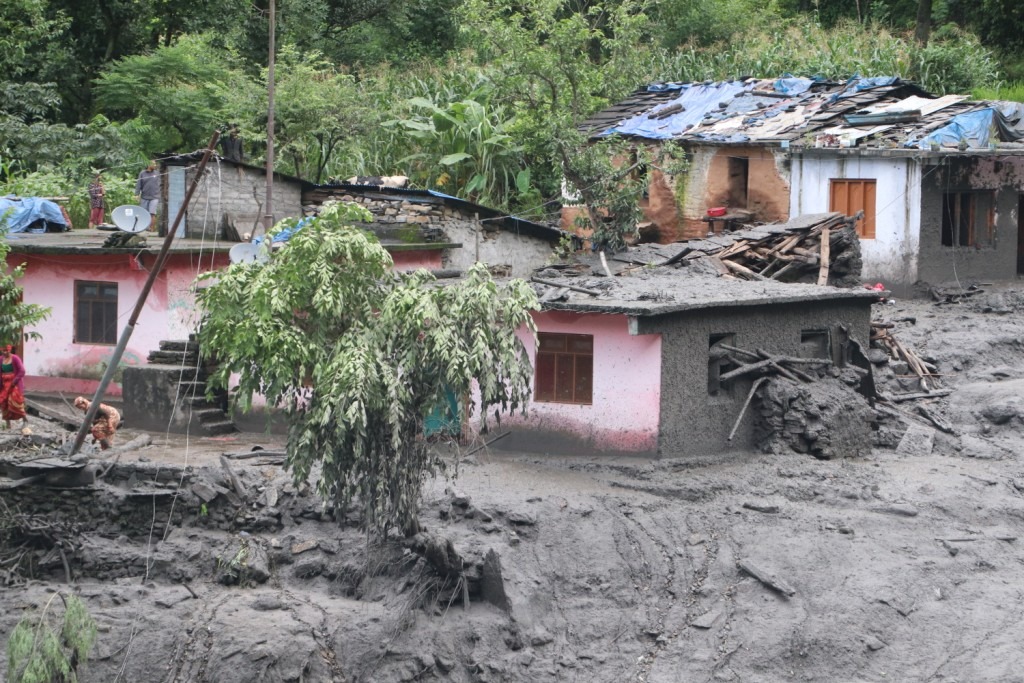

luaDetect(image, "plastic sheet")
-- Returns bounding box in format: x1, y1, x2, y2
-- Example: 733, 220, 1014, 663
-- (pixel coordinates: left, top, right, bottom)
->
600, 81, 750, 139
0, 196, 68, 233
773, 77, 813, 96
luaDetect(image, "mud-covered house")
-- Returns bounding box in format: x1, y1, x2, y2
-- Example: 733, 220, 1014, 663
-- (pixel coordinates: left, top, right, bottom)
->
576, 76, 1024, 292
3, 229, 230, 397
488, 214, 880, 457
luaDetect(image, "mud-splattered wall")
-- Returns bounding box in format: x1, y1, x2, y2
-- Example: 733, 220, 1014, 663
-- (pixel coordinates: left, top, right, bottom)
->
638, 298, 872, 457
790, 153, 922, 292
917, 155, 1024, 285
487, 310, 662, 455
9, 252, 228, 395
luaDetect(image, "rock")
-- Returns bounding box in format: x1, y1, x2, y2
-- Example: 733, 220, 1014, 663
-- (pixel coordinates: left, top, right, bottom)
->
896, 423, 935, 456
529, 630, 554, 647
450, 490, 471, 508
864, 635, 886, 651
939, 540, 959, 556
251, 595, 283, 611
215, 538, 271, 585
737, 559, 796, 597
293, 558, 325, 579
873, 503, 919, 517
506, 511, 537, 526
154, 586, 193, 608
691, 609, 722, 629
742, 501, 780, 514
866, 348, 889, 364
480, 549, 510, 612
981, 402, 1019, 425
192, 481, 219, 503
291, 539, 319, 555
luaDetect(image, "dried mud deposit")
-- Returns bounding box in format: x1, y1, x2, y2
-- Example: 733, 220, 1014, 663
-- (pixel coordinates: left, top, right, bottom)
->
3, 285, 1024, 682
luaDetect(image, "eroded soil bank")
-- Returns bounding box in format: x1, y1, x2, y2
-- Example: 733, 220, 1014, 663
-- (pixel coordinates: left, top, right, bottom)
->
3, 284, 1024, 682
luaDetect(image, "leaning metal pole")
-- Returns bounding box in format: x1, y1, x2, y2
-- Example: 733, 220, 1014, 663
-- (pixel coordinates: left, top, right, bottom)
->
67, 131, 221, 457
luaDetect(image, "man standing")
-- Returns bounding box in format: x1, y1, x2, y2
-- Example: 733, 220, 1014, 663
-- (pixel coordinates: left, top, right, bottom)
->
134, 160, 160, 231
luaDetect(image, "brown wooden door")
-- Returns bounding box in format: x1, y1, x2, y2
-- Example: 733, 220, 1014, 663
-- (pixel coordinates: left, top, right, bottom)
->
830, 179, 877, 239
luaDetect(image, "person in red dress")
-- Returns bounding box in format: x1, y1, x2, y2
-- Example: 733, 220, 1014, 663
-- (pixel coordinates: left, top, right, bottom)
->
0, 345, 27, 430
88, 173, 106, 229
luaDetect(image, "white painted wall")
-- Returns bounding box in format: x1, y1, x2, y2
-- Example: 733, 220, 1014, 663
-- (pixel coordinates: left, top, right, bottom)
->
789, 155, 921, 287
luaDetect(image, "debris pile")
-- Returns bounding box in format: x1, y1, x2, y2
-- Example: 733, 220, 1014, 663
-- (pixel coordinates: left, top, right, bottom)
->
870, 321, 942, 395
611, 212, 863, 287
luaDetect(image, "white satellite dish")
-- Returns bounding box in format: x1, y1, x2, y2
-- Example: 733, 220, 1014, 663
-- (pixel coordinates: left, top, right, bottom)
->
229, 242, 270, 264
110, 205, 151, 233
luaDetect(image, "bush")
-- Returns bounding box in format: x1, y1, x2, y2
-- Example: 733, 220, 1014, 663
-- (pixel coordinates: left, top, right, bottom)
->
0, 170, 136, 230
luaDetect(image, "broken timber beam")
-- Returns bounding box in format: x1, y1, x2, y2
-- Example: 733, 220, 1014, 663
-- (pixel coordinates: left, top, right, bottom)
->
531, 277, 601, 296
816, 226, 830, 285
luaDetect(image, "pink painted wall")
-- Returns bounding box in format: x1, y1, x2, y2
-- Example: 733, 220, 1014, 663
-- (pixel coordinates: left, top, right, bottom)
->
9, 252, 229, 395
390, 250, 442, 272
485, 310, 662, 453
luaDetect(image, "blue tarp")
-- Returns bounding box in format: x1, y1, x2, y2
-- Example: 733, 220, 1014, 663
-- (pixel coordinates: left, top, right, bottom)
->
600, 81, 751, 139
253, 216, 313, 245
908, 108, 995, 149
773, 77, 814, 96
0, 196, 67, 233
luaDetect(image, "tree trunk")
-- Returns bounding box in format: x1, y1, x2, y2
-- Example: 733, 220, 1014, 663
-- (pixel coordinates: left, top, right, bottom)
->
915, 0, 933, 45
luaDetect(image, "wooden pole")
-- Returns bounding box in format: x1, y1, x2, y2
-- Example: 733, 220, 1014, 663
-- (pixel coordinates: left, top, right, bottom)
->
264, 0, 276, 232
67, 131, 221, 457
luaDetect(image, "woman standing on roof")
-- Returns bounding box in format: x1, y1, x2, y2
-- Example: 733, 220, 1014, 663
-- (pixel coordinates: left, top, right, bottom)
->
88, 172, 106, 229
0, 345, 27, 430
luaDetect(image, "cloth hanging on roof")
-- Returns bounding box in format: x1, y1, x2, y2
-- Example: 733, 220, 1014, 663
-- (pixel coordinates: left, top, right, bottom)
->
0, 196, 68, 233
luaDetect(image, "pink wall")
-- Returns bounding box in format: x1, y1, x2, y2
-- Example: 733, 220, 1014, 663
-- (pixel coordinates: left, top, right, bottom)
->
10, 252, 229, 395
390, 250, 442, 272
490, 310, 662, 452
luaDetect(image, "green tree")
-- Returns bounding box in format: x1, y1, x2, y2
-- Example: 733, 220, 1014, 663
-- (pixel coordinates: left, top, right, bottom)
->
93, 33, 247, 152
196, 201, 537, 537
6, 592, 97, 683
0, 230, 51, 345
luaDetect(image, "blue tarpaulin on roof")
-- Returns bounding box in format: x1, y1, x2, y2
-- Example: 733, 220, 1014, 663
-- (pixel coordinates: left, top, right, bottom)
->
773, 77, 813, 96
600, 81, 751, 139
907, 106, 1024, 149
0, 196, 67, 233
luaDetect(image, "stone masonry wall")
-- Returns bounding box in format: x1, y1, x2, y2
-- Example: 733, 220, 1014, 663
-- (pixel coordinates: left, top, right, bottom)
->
322, 192, 556, 278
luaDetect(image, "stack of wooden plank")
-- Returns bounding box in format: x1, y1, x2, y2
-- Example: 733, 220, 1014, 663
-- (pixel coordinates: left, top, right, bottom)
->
871, 322, 940, 392
612, 212, 864, 287
686, 212, 862, 286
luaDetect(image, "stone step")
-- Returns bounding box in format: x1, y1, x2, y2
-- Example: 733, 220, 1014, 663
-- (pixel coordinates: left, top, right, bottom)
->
147, 350, 200, 366
160, 339, 200, 353
201, 420, 237, 436
189, 407, 228, 423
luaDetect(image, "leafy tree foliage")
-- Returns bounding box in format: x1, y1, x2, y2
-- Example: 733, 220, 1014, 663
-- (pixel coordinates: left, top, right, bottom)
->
196, 202, 537, 536
0, 231, 51, 345
5, 592, 96, 683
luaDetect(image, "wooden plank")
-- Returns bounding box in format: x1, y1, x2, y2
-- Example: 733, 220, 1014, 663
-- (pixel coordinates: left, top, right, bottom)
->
817, 226, 831, 285
722, 259, 767, 281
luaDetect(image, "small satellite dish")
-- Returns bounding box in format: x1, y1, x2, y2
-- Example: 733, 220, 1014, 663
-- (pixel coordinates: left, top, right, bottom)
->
111, 205, 151, 233
229, 242, 269, 264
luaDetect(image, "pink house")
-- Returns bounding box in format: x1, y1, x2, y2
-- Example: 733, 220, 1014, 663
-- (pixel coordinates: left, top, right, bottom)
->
5, 229, 232, 396
495, 261, 879, 457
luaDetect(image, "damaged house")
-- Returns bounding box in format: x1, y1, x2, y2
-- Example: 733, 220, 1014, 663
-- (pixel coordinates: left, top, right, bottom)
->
497, 213, 882, 457
575, 76, 1024, 292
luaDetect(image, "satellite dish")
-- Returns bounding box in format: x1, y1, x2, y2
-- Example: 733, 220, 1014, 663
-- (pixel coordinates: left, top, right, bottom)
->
229, 242, 270, 264
111, 205, 151, 233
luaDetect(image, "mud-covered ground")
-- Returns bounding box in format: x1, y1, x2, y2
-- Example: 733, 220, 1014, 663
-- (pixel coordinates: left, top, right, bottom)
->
3, 283, 1024, 682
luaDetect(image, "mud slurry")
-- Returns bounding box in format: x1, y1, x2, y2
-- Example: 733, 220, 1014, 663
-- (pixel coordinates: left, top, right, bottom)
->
3, 285, 1024, 682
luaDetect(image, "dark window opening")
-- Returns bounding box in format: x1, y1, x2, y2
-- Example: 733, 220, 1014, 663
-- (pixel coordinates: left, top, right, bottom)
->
709, 333, 737, 396
942, 191, 994, 248
800, 329, 831, 360
535, 333, 593, 405
727, 157, 749, 208
75, 280, 118, 345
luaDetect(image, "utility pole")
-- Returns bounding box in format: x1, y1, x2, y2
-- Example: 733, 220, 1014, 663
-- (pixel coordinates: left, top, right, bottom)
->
264, 0, 276, 232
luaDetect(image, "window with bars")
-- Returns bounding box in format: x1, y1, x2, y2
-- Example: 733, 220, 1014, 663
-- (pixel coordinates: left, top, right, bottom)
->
75, 281, 118, 345
534, 333, 593, 405
941, 191, 994, 248
829, 179, 876, 239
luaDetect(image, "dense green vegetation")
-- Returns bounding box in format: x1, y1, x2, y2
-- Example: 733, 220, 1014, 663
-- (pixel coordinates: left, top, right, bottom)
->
1, 0, 1021, 219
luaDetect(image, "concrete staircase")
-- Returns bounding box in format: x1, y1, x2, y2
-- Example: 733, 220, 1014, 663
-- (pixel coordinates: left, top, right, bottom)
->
121, 339, 236, 436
